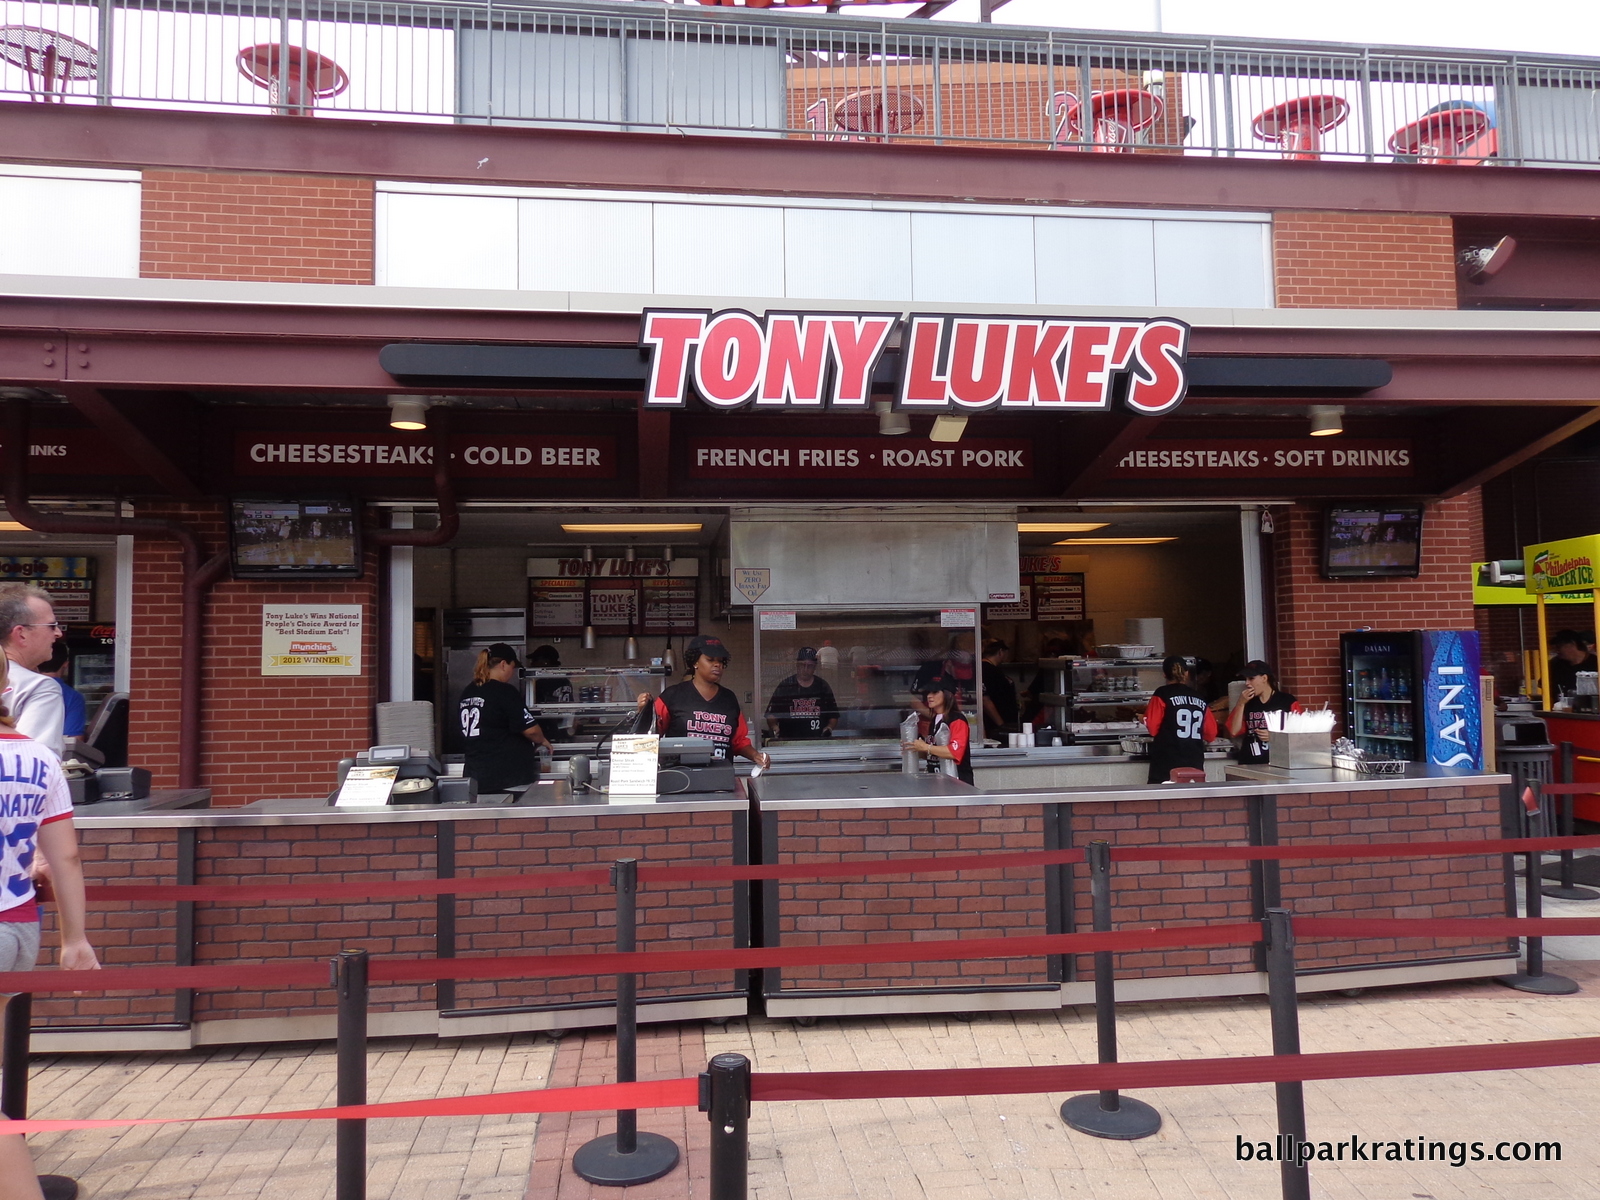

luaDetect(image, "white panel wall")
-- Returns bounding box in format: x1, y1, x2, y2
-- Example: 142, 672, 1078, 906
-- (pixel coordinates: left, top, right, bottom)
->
521, 197, 653, 294
376, 185, 1274, 309
0, 170, 139, 279
1153, 220, 1272, 309
911, 213, 1035, 304
1035, 216, 1157, 307
377, 193, 520, 290
654, 203, 784, 297
784, 208, 912, 302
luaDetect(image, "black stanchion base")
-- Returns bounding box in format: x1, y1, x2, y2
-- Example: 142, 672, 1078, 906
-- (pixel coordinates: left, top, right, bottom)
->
1496, 971, 1581, 995
572, 1132, 681, 1186
1060, 1093, 1162, 1140
38, 1176, 79, 1200
1540, 884, 1600, 901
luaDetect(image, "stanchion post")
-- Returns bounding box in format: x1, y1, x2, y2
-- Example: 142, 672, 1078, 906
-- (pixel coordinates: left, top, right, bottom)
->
1263, 908, 1310, 1200
1, 992, 31, 1119
333, 948, 369, 1200
699, 1052, 751, 1200
1060, 841, 1161, 1140
1499, 787, 1580, 994
1544, 747, 1598, 901
573, 858, 682, 1186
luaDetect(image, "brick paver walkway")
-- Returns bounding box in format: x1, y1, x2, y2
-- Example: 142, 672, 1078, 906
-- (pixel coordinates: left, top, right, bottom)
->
19, 961, 1600, 1198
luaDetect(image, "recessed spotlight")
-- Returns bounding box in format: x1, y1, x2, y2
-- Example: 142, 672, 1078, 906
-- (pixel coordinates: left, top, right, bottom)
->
1309, 405, 1344, 437
388, 395, 429, 430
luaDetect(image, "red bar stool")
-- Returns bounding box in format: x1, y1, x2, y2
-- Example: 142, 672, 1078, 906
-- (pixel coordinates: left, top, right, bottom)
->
1083, 88, 1164, 152
0, 26, 97, 102
834, 89, 925, 141
237, 44, 349, 116
1252, 95, 1350, 160
1389, 106, 1492, 165
1048, 90, 1082, 149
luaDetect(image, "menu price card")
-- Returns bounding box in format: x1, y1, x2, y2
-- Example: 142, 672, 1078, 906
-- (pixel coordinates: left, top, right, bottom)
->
608, 735, 660, 797
335, 765, 398, 808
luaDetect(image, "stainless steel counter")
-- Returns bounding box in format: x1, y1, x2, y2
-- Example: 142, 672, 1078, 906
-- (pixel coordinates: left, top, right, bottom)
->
70, 788, 211, 820
70, 778, 746, 829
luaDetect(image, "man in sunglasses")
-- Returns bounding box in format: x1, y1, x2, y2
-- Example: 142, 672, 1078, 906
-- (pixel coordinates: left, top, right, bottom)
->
0, 584, 65, 757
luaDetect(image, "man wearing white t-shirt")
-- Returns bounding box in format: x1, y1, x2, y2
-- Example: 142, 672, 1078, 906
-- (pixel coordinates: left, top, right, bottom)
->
0, 586, 64, 759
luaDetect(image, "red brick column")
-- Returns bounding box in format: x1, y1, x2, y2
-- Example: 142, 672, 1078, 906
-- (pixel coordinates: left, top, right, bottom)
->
1271, 490, 1483, 713
141, 170, 374, 284
129, 501, 379, 806
1273, 211, 1457, 309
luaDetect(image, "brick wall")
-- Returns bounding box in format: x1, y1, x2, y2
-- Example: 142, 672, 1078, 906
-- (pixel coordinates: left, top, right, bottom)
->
1273, 211, 1457, 309
1272, 490, 1483, 714
130, 502, 378, 806
141, 170, 373, 284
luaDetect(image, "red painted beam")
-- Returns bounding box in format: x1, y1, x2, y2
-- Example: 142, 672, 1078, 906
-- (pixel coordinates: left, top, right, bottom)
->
8, 100, 1600, 220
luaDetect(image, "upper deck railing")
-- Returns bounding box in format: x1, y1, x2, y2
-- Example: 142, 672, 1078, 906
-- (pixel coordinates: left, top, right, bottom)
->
3, 0, 1599, 169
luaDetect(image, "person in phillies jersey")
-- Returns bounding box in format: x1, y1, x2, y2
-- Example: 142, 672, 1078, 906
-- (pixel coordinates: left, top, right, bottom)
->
636, 634, 770, 769
1144, 655, 1217, 784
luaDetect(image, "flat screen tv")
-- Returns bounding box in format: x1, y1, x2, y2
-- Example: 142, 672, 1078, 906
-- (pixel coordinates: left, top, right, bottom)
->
230, 497, 362, 580
1323, 504, 1423, 579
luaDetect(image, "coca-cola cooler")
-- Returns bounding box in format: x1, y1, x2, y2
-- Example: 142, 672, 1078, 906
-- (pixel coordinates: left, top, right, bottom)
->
1340, 630, 1483, 767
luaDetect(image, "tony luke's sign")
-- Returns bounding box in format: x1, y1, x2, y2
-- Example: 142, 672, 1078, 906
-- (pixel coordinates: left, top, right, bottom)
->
640, 309, 1190, 414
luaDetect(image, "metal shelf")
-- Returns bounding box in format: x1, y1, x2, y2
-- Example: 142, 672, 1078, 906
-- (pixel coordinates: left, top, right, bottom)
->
1358, 732, 1414, 742
1353, 698, 1411, 705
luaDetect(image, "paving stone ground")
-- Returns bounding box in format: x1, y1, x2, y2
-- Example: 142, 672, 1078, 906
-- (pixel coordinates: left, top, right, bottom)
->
21, 950, 1600, 1199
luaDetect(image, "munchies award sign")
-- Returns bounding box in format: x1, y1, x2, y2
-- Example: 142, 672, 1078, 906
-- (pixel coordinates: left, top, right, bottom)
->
639, 308, 1190, 415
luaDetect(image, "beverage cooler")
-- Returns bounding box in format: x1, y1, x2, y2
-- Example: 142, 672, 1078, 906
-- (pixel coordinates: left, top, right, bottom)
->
1340, 630, 1483, 767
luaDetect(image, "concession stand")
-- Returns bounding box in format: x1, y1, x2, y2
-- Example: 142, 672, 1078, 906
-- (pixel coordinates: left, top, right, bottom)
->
3, 291, 1544, 1050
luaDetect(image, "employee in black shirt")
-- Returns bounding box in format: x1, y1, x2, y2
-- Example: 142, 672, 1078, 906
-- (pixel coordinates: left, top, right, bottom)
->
636, 634, 770, 768
458, 642, 551, 793
980, 639, 1019, 738
1144, 655, 1218, 783
765, 646, 840, 740
1226, 659, 1301, 764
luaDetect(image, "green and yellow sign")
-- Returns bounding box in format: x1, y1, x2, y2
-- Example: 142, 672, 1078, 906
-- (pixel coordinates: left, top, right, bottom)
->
1524, 535, 1600, 595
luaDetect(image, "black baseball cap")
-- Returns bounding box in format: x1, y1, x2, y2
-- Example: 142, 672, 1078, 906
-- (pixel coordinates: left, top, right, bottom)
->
486, 642, 521, 666
919, 674, 960, 697
796, 646, 820, 662
686, 634, 731, 662
1241, 660, 1273, 679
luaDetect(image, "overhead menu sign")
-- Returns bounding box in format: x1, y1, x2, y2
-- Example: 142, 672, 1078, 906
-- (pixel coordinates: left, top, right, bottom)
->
641, 309, 1189, 415
236, 433, 616, 478
1111, 439, 1415, 478
687, 437, 1032, 480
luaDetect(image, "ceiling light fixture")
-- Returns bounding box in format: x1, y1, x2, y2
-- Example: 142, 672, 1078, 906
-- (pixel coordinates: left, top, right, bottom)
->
387, 395, 429, 431
929, 415, 968, 443
0, 521, 31, 532
873, 400, 910, 437
1309, 405, 1344, 437
1055, 537, 1178, 546
562, 523, 704, 534
1017, 522, 1109, 533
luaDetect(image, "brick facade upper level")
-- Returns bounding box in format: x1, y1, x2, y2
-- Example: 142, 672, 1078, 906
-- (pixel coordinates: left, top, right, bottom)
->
1273, 212, 1458, 310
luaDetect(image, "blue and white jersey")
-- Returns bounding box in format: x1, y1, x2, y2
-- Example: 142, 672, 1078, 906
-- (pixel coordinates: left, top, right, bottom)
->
0, 731, 71, 920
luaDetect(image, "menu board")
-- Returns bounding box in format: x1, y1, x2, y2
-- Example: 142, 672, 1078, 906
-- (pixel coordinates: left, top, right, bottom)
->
588, 578, 640, 633
1034, 574, 1086, 619
0, 556, 94, 622
528, 577, 586, 635
641, 577, 698, 635
984, 573, 1084, 622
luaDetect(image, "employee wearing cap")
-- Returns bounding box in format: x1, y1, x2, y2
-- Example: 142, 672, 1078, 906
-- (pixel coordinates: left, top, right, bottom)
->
905, 674, 974, 785
635, 634, 770, 768
1144, 655, 1218, 784
1226, 660, 1301, 765
458, 642, 551, 794
765, 647, 840, 741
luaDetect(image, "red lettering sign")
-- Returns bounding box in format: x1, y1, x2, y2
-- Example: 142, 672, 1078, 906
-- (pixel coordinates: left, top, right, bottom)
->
641, 308, 1185, 413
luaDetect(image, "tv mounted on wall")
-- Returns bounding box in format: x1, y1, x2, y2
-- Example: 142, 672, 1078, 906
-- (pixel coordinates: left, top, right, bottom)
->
1322, 503, 1424, 579
229, 497, 362, 580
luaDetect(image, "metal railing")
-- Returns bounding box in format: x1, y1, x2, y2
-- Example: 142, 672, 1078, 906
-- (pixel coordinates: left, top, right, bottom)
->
3, 0, 1600, 168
